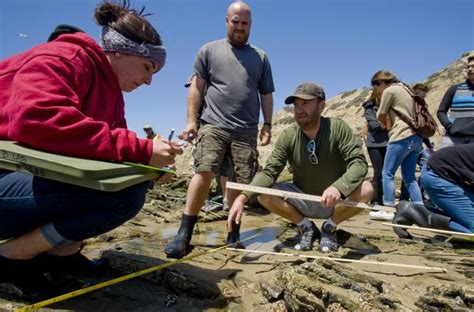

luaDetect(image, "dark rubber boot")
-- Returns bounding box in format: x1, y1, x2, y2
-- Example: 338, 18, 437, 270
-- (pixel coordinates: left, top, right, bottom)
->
393, 200, 451, 239
0, 255, 63, 301
34, 251, 109, 276
164, 214, 198, 259
226, 222, 245, 249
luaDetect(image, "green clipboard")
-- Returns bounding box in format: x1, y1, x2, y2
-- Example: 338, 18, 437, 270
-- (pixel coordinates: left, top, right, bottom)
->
0, 141, 173, 179
0, 141, 174, 191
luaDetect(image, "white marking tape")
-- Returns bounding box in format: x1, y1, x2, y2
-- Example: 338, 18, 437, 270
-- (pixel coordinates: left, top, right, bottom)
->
383, 223, 474, 240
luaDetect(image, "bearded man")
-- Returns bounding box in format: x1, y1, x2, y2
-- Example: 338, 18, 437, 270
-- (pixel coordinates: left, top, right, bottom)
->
165, 2, 274, 259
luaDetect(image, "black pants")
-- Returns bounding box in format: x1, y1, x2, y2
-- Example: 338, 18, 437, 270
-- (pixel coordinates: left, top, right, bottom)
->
367, 146, 387, 204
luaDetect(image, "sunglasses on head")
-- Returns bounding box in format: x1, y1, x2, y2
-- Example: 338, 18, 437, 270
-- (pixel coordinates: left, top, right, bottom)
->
306, 140, 319, 165
371, 80, 383, 86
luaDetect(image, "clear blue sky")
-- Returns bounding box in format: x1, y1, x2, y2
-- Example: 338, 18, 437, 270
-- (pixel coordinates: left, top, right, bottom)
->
1, 0, 472, 138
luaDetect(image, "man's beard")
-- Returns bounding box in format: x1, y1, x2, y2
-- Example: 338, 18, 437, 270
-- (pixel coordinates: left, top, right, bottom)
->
296, 112, 320, 129
229, 31, 249, 46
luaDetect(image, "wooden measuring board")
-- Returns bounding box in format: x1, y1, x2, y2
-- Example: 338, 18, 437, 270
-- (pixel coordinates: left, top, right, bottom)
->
226, 182, 396, 212
383, 223, 474, 241
0, 141, 173, 179
0, 159, 159, 192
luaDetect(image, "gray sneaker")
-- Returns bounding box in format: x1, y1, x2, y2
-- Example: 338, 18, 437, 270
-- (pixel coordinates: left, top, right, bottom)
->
202, 200, 222, 212
222, 200, 230, 212
294, 221, 320, 251
319, 222, 338, 253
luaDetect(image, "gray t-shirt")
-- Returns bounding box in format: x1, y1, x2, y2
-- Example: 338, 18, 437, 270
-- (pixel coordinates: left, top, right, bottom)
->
194, 39, 274, 133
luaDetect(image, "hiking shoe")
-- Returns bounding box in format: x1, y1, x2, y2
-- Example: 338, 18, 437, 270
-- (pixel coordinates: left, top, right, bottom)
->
369, 210, 394, 221
202, 200, 222, 212
222, 200, 230, 212
294, 221, 320, 251
319, 222, 338, 253
164, 231, 193, 259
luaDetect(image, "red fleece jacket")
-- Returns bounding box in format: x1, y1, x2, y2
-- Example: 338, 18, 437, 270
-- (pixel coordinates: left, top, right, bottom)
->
0, 32, 152, 164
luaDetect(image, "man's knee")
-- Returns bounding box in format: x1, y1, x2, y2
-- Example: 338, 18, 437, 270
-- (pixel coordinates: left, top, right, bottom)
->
193, 171, 214, 185
257, 194, 272, 208
362, 181, 374, 201
348, 181, 373, 203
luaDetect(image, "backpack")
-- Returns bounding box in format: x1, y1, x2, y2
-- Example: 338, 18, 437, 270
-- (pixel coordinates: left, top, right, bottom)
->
392, 86, 438, 139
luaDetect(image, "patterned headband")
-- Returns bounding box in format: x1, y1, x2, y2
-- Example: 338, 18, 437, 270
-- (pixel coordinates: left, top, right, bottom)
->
100, 26, 166, 71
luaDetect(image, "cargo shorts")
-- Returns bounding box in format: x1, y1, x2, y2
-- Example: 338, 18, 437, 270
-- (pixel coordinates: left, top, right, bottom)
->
193, 124, 258, 183
273, 182, 334, 219
189, 145, 231, 177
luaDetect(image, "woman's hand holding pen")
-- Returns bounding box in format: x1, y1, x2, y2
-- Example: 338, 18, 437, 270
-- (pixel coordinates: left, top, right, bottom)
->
148, 135, 183, 168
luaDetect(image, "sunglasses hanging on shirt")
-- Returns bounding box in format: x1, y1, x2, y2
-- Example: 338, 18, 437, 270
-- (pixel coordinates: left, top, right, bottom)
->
306, 139, 319, 165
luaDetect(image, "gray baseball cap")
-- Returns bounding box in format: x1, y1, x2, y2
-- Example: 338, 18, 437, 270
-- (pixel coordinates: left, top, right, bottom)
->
284, 82, 326, 104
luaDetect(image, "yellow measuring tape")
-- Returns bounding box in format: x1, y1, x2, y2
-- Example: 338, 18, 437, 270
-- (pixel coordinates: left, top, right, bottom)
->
16, 234, 259, 312
226, 182, 396, 213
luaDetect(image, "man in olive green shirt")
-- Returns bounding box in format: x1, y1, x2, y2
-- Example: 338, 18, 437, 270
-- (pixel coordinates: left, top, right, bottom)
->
227, 82, 373, 253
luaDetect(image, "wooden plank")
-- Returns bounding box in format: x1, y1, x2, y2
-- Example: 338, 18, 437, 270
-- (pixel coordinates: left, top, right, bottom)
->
0, 141, 173, 179
383, 223, 474, 240
227, 182, 396, 212
0, 159, 159, 192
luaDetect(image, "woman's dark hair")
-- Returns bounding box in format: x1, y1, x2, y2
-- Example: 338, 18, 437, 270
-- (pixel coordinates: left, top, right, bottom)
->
94, 0, 162, 46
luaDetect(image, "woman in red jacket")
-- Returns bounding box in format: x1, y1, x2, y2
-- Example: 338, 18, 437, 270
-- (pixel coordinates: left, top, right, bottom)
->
0, 1, 181, 298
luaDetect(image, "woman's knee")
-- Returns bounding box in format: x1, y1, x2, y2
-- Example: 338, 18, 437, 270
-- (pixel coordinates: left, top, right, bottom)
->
382, 169, 394, 180
112, 182, 150, 220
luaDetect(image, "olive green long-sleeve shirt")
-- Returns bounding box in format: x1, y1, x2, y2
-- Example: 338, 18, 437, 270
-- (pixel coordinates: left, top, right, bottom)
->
243, 117, 368, 202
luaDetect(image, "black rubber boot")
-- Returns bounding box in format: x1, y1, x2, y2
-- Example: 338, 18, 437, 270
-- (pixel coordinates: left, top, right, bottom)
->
226, 222, 245, 249
0, 255, 63, 301
393, 200, 451, 239
164, 214, 198, 259
34, 251, 109, 276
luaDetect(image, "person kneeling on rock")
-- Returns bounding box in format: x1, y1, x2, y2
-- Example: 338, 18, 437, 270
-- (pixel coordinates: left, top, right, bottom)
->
393, 143, 474, 238
227, 82, 373, 253
0, 1, 181, 300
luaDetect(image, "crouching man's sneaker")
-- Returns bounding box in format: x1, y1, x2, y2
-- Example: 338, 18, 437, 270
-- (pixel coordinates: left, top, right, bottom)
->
319, 221, 338, 253
202, 200, 222, 213
294, 221, 320, 251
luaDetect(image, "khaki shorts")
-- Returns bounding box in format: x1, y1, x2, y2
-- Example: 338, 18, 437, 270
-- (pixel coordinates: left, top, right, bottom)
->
193, 124, 258, 183
273, 182, 334, 219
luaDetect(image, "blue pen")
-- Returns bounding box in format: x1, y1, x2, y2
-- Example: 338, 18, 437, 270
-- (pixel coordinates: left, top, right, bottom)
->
168, 128, 175, 142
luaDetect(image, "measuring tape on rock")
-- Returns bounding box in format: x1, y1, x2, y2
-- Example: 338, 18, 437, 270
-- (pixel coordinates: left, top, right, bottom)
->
15, 234, 259, 311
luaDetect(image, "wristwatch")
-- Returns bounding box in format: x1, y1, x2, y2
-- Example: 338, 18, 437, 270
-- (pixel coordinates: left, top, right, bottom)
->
263, 122, 272, 128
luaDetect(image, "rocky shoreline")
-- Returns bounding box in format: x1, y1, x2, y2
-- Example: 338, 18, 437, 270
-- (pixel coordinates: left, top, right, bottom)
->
2, 177, 472, 311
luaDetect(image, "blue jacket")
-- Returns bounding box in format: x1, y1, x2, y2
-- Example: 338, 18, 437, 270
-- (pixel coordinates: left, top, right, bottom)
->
363, 100, 388, 148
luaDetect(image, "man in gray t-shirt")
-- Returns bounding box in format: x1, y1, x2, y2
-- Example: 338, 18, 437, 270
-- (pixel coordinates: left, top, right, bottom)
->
165, 1, 274, 259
